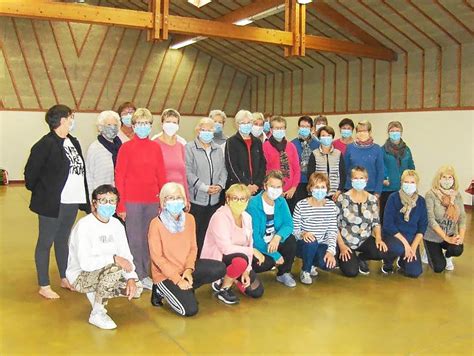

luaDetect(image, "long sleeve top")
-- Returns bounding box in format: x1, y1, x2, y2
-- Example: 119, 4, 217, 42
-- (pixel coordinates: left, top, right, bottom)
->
154, 139, 189, 198
85, 140, 115, 199
263, 140, 301, 192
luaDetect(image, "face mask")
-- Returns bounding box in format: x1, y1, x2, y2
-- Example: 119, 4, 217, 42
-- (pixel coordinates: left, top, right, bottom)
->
214, 122, 223, 134
298, 127, 311, 138
101, 125, 119, 140
320, 136, 333, 147
162, 122, 179, 136
267, 187, 283, 200
311, 188, 327, 201
165, 200, 185, 216
263, 121, 271, 133
440, 178, 454, 190
199, 130, 214, 143
352, 179, 367, 191
251, 125, 264, 138
341, 129, 352, 138
97, 204, 116, 220
402, 183, 417, 196
389, 131, 401, 142
272, 129, 286, 141
239, 123, 252, 136
228, 201, 248, 216
356, 131, 370, 142
69, 119, 75, 132
315, 124, 325, 132
134, 125, 151, 139
121, 114, 132, 127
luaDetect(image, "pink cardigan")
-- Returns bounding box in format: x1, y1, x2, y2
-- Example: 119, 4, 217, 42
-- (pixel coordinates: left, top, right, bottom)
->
201, 205, 254, 272
263, 140, 301, 191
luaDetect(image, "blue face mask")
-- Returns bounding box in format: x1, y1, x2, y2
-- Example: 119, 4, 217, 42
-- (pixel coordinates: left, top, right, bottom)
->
97, 204, 116, 220
199, 130, 214, 143
251, 125, 264, 138
341, 129, 352, 138
402, 182, 417, 196
311, 188, 327, 201
214, 123, 223, 134
389, 131, 401, 142
352, 179, 367, 191
298, 127, 311, 138
239, 123, 252, 136
69, 119, 75, 132
272, 129, 286, 141
166, 200, 185, 216
121, 114, 132, 127
134, 124, 151, 139
320, 136, 333, 147
263, 121, 271, 133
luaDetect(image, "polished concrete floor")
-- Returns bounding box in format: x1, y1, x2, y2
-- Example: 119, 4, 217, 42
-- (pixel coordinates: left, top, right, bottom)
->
0, 185, 472, 355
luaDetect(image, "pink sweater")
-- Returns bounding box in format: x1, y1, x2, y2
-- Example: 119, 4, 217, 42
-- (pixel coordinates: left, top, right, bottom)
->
201, 205, 254, 272
263, 140, 301, 192
154, 139, 189, 197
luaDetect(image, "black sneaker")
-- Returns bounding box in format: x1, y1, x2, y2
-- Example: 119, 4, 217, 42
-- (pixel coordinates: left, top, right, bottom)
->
358, 259, 370, 275
381, 263, 394, 274
211, 280, 222, 292
151, 284, 164, 307
216, 288, 240, 305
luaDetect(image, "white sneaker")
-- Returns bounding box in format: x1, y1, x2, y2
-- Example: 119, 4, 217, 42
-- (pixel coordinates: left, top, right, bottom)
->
140, 277, 153, 290
89, 310, 117, 330
300, 271, 313, 285
421, 249, 428, 264
276, 273, 297, 288
310, 266, 319, 277
445, 257, 454, 271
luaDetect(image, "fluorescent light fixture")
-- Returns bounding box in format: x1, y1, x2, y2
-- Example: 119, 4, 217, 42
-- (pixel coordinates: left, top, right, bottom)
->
297, 0, 313, 4
188, 0, 212, 8
251, 4, 285, 20
170, 36, 207, 49
233, 18, 253, 26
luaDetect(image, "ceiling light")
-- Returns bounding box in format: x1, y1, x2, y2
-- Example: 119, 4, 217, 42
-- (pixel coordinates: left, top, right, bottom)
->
188, 0, 212, 8
170, 36, 207, 50
297, 0, 313, 4
251, 4, 285, 21
233, 18, 253, 26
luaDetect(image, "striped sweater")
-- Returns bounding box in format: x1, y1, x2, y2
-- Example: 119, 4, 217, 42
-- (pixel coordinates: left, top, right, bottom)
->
85, 140, 115, 199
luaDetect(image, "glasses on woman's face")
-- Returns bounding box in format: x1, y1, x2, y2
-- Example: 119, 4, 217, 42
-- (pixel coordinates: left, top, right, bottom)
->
135, 121, 151, 128
96, 197, 118, 205
164, 195, 183, 202
228, 196, 248, 203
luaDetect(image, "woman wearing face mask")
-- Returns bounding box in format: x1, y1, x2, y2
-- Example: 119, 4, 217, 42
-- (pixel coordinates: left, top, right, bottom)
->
289, 116, 320, 213
201, 184, 264, 304
293, 173, 338, 285
307, 125, 345, 202
381, 170, 428, 278
251, 112, 267, 143
148, 183, 226, 316
225, 110, 266, 196
333, 118, 354, 155
209, 109, 228, 146
263, 112, 272, 138
185, 118, 227, 256
86, 111, 122, 199
344, 121, 384, 197
336, 166, 387, 277
313, 115, 328, 141
263, 116, 300, 203
116, 102, 136, 143
25, 104, 90, 299
423, 166, 466, 272
115, 108, 166, 290
66, 185, 142, 330
246, 170, 297, 288
380, 121, 415, 224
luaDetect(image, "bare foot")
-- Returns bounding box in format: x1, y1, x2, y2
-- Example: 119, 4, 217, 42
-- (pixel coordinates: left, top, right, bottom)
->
60, 278, 75, 291
39, 286, 60, 299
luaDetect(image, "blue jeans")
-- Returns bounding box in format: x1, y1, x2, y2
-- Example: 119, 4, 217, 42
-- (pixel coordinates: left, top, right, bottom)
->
383, 235, 422, 278
296, 240, 329, 272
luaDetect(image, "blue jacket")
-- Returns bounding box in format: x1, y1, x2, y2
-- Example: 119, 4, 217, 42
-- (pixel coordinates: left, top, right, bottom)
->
291, 137, 320, 183
382, 192, 428, 242
344, 143, 384, 194
246, 192, 294, 261
382, 145, 415, 192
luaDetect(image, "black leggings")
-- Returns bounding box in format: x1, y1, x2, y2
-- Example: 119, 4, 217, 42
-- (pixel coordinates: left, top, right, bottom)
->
222, 253, 264, 298
155, 259, 226, 317
252, 235, 297, 276
337, 237, 383, 277
379, 191, 394, 225
424, 240, 464, 273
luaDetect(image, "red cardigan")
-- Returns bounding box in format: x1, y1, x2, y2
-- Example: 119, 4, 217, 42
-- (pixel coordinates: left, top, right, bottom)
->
262, 140, 301, 192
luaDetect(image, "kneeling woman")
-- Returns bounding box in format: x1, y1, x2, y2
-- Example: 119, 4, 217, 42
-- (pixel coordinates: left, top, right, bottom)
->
381, 170, 428, 278
202, 184, 264, 304
148, 183, 226, 317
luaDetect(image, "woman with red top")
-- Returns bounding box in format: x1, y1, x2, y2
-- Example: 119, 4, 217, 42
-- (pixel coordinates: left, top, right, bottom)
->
332, 118, 354, 156
115, 108, 166, 291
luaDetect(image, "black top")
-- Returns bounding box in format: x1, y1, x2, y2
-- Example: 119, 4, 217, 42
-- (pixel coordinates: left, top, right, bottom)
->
24, 131, 90, 218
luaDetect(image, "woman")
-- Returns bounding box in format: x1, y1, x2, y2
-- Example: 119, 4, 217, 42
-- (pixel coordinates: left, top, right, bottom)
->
307, 125, 345, 202
423, 166, 466, 272
336, 166, 387, 277
66, 184, 142, 330
263, 112, 272, 138
148, 183, 226, 316
380, 121, 415, 223
209, 109, 228, 146
290, 116, 320, 212
313, 115, 328, 141
116, 101, 136, 143
381, 170, 428, 278
263, 116, 300, 203
293, 173, 338, 285
201, 184, 264, 304
344, 120, 384, 197
225, 110, 266, 195
25, 104, 90, 299
86, 110, 122, 198
115, 108, 166, 290
251, 112, 267, 143
185, 118, 227, 256
333, 118, 354, 156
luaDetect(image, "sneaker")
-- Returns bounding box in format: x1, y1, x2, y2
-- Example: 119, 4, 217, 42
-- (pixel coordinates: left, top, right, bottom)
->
300, 271, 313, 285
89, 310, 117, 330
358, 259, 370, 275
381, 263, 394, 274
211, 280, 222, 293
421, 249, 428, 264
276, 273, 297, 288
310, 266, 319, 277
445, 257, 454, 271
140, 277, 153, 290
216, 288, 239, 305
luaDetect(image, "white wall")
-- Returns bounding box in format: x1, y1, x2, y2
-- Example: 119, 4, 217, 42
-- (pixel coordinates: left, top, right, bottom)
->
1, 110, 473, 204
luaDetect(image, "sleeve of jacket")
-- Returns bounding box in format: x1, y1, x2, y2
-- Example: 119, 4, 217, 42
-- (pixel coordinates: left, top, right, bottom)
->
382, 193, 400, 237
292, 201, 303, 240
288, 143, 300, 189
253, 139, 266, 188
184, 215, 198, 271
338, 151, 346, 191
24, 138, 50, 192
275, 198, 294, 241
407, 147, 415, 170
425, 191, 440, 230
416, 197, 428, 235
216, 149, 228, 189
307, 152, 316, 181
185, 143, 205, 193
344, 147, 352, 190
374, 146, 385, 195
246, 198, 270, 255
225, 137, 248, 185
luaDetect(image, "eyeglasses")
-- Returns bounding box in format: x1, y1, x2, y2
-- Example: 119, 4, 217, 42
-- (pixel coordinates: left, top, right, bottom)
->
228, 196, 248, 203
164, 195, 184, 202
96, 197, 118, 205
135, 122, 151, 127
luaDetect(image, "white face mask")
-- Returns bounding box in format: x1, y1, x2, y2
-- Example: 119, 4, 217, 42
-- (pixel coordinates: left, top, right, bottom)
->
251, 125, 264, 138
440, 177, 454, 190
162, 122, 179, 136
315, 124, 325, 132
267, 187, 283, 201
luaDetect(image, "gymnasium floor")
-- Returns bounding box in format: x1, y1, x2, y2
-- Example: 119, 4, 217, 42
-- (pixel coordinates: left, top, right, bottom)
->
0, 185, 472, 355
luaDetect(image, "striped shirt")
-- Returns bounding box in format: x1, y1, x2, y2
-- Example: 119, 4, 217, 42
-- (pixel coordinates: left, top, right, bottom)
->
292, 198, 338, 255
85, 140, 115, 199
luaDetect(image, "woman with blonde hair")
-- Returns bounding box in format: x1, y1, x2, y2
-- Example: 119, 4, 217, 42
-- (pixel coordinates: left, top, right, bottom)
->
423, 166, 466, 272
251, 112, 267, 143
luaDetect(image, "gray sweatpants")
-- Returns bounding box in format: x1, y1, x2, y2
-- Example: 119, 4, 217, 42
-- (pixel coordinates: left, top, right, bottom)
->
125, 202, 159, 280
36, 204, 78, 286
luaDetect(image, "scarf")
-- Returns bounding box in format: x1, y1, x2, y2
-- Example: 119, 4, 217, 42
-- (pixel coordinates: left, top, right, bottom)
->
269, 136, 289, 178
432, 188, 460, 222
355, 137, 374, 147
97, 135, 122, 167
159, 209, 185, 233
383, 139, 407, 166
299, 137, 312, 175
399, 190, 418, 222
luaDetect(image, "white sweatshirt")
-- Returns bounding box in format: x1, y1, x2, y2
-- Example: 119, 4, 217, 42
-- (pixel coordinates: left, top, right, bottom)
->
66, 214, 138, 283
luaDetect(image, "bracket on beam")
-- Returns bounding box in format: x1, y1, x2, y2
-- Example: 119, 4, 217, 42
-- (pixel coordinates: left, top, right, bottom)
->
284, 0, 305, 57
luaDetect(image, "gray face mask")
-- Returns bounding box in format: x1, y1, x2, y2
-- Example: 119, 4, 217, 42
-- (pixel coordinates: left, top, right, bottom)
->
101, 125, 119, 140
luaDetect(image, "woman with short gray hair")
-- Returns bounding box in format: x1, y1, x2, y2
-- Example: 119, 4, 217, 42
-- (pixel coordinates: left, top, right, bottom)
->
209, 109, 228, 146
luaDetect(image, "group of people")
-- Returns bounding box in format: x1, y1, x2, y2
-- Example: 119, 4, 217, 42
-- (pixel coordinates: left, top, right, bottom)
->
24, 103, 467, 330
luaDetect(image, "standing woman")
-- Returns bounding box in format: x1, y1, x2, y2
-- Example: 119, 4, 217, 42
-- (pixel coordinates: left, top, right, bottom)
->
86, 110, 122, 198
251, 112, 267, 143
209, 109, 228, 146
380, 121, 415, 223
185, 118, 227, 256
116, 102, 136, 143
333, 118, 354, 156
424, 166, 466, 272
115, 108, 166, 290
25, 104, 90, 299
